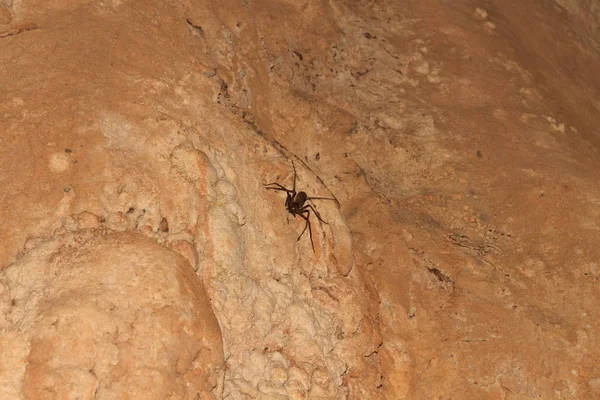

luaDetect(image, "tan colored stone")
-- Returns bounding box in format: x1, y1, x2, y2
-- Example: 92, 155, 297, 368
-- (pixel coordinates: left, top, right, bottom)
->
1, 231, 223, 399
1, 0, 600, 398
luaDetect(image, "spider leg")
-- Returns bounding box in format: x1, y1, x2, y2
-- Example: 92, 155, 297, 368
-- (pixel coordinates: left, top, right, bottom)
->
306, 196, 340, 208
292, 161, 297, 192
286, 192, 292, 225
297, 210, 309, 240
303, 204, 329, 225
264, 182, 294, 193
306, 196, 336, 201
297, 210, 315, 252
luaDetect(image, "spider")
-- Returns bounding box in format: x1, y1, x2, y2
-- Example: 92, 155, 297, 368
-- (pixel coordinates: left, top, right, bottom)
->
265, 161, 337, 251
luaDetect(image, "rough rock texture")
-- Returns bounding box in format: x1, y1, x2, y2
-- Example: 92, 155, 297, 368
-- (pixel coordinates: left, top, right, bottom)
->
1, 0, 600, 399
0, 232, 223, 399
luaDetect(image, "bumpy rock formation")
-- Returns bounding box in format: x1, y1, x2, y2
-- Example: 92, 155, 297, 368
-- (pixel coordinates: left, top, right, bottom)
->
1, 232, 223, 398
1, 0, 600, 399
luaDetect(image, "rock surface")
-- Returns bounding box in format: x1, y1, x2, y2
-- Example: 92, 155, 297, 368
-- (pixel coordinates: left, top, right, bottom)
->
1, 231, 223, 399
1, 0, 600, 399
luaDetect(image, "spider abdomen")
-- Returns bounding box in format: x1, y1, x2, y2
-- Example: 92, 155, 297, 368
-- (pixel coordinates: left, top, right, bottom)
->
293, 191, 308, 208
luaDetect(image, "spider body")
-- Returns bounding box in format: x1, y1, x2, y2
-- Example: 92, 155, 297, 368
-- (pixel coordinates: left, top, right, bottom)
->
287, 191, 308, 215
265, 162, 336, 251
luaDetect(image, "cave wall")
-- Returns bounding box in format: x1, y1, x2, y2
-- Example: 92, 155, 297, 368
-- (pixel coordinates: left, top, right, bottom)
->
1, 0, 599, 398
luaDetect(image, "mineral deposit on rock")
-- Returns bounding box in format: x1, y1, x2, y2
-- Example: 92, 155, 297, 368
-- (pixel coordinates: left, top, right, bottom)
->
1, 0, 600, 399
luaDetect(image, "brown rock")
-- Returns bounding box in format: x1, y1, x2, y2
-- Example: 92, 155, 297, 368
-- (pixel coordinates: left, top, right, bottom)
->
1, 231, 223, 399
1, 0, 600, 398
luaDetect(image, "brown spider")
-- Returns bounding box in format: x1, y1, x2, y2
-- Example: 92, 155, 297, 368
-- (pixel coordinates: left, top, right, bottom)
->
265, 162, 336, 251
